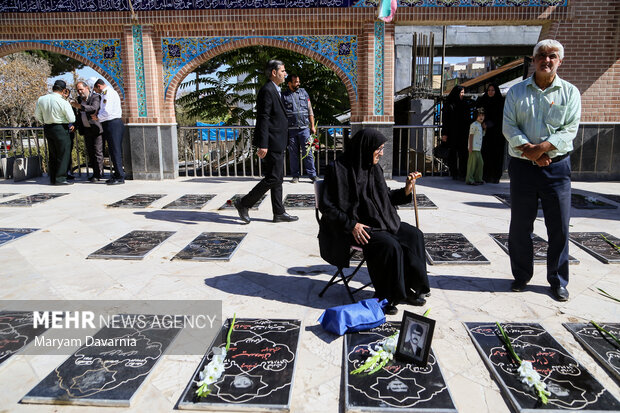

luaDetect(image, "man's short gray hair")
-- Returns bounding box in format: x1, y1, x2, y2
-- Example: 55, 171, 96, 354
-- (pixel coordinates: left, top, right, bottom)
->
533, 39, 564, 60
265, 60, 284, 78
75, 81, 89, 89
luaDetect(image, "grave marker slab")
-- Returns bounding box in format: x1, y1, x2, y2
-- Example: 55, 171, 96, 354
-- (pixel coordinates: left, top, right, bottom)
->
0, 193, 17, 198
173, 232, 246, 261
219, 194, 266, 210
569, 232, 620, 264
283, 194, 315, 209
465, 322, 620, 412
345, 322, 456, 412
0, 228, 39, 247
107, 194, 166, 208
493, 193, 542, 209
162, 194, 215, 210
398, 194, 438, 210
178, 318, 301, 411
0, 311, 49, 366
564, 323, 620, 383
490, 233, 579, 264
601, 194, 620, 204
0, 193, 68, 207
21, 315, 180, 407
424, 233, 489, 265
88, 230, 175, 260
571, 193, 617, 210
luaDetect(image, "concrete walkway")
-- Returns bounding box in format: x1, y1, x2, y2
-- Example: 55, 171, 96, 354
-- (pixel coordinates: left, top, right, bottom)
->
0, 175, 618, 412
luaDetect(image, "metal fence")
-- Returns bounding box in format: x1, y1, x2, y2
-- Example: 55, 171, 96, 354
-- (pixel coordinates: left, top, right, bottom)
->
177, 125, 351, 178
0, 127, 92, 179
393, 125, 448, 177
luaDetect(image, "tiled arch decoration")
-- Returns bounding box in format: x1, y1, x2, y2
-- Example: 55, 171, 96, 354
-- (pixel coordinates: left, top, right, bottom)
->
0, 39, 124, 98
162, 36, 358, 113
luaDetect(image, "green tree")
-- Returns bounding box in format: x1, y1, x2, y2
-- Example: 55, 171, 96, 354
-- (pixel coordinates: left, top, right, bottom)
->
26, 50, 84, 77
176, 46, 350, 127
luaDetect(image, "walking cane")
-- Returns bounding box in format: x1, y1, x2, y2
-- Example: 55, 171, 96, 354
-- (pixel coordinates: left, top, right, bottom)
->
408, 172, 422, 228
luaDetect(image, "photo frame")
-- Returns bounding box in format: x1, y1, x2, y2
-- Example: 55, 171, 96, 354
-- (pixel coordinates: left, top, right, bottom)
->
395, 310, 435, 366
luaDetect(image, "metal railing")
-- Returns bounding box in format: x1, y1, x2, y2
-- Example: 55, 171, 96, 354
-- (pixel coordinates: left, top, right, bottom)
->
177, 125, 351, 178
392, 125, 448, 177
0, 127, 93, 179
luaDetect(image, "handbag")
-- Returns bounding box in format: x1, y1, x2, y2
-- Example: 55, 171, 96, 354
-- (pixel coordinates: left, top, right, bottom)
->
317, 298, 388, 335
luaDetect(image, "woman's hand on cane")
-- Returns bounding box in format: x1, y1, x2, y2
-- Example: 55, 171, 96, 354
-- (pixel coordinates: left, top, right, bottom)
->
405, 172, 421, 196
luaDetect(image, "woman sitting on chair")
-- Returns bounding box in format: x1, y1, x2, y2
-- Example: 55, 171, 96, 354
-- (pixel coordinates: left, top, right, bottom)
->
318, 128, 430, 315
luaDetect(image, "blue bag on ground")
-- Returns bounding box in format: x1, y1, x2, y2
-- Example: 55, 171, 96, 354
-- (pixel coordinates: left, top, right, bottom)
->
318, 298, 388, 335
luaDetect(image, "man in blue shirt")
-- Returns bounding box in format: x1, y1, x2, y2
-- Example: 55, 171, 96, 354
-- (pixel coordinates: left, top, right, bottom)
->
503, 39, 581, 302
282, 74, 317, 183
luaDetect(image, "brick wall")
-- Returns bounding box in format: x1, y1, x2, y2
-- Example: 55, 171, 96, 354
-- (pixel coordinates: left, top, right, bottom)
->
0, 1, 618, 124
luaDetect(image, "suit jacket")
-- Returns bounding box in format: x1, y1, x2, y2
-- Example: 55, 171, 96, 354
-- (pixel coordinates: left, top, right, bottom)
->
75, 92, 103, 135
253, 81, 288, 152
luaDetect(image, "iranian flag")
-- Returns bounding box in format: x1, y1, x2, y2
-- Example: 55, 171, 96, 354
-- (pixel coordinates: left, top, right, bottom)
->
378, 0, 397, 22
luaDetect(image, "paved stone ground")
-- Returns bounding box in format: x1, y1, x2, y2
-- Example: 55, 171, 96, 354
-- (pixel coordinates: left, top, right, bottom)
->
0, 175, 618, 413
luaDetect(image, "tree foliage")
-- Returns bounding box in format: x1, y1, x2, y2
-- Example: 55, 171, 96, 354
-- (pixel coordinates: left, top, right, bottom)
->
26, 50, 85, 77
0, 53, 51, 127
176, 46, 350, 126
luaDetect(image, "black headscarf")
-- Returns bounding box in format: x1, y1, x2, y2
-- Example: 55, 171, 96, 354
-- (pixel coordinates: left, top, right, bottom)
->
476, 83, 505, 126
332, 128, 400, 233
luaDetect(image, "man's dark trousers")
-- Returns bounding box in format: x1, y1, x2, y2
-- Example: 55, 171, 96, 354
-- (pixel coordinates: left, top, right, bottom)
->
84, 128, 104, 178
241, 150, 285, 215
508, 156, 571, 288
102, 118, 125, 180
44, 124, 71, 184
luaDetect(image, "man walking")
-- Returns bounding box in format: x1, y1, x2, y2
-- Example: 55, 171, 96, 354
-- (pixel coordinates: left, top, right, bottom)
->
71, 81, 104, 182
503, 39, 581, 302
93, 79, 125, 185
282, 74, 317, 183
34, 79, 75, 185
234, 60, 298, 224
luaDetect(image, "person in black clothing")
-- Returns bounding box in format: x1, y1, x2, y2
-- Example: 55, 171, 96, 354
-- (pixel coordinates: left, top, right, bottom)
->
476, 83, 505, 183
441, 86, 471, 180
318, 129, 429, 315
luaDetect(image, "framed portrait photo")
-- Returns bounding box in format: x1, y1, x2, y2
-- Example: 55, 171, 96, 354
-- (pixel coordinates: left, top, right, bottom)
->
395, 310, 435, 366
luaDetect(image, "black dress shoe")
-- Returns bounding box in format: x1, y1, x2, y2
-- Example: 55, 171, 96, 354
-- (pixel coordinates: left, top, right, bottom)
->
233, 199, 250, 224
66, 174, 75, 180
273, 212, 299, 223
107, 179, 125, 185
55, 180, 73, 186
511, 280, 528, 292
105, 178, 114, 184
552, 285, 569, 302
383, 304, 398, 315
88, 176, 100, 183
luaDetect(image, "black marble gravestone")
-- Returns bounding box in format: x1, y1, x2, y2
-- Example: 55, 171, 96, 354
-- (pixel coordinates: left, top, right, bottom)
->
601, 194, 620, 204
345, 322, 456, 412
569, 232, 620, 264
0, 193, 68, 207
0, 228, 38, 247
173, 232, 246, 261
283, 194, 315, 209
107, 194, 166, 208
0, 193, 17, 198
178, 318, 301, 411
21, 315, 181, 407
564, 323, 620, 383
424, 233, 489, 265
0, 311, 49, 366
162, 194, 215, 210
571, 193, 617, 210
490, 233, 579, 265
397, 194, 438, 210
465, 322, 620, 412
219, 194, 266, 210
88, 230, 175, 260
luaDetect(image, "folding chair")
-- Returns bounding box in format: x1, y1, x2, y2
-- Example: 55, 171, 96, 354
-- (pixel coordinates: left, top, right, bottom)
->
314, 179, 372, 303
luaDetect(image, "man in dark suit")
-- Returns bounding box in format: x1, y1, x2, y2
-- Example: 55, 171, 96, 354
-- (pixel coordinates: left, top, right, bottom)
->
401, 323, 424, 358
234, 60, 298, 224
70, 81, 104, 182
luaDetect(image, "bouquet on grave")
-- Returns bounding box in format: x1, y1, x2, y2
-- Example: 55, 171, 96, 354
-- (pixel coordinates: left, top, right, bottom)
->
195, 315, 236, 397
496, 322, 550, 404
302, 134, 320, 160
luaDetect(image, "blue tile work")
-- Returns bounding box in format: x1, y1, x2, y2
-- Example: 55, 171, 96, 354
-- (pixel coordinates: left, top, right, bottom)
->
0, 39, 124, 97
352, 0, 566, 6
132, 25, 148, 117
0, 0, 566, 12
162, 35, 357, 99
374, 21, 384, 116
